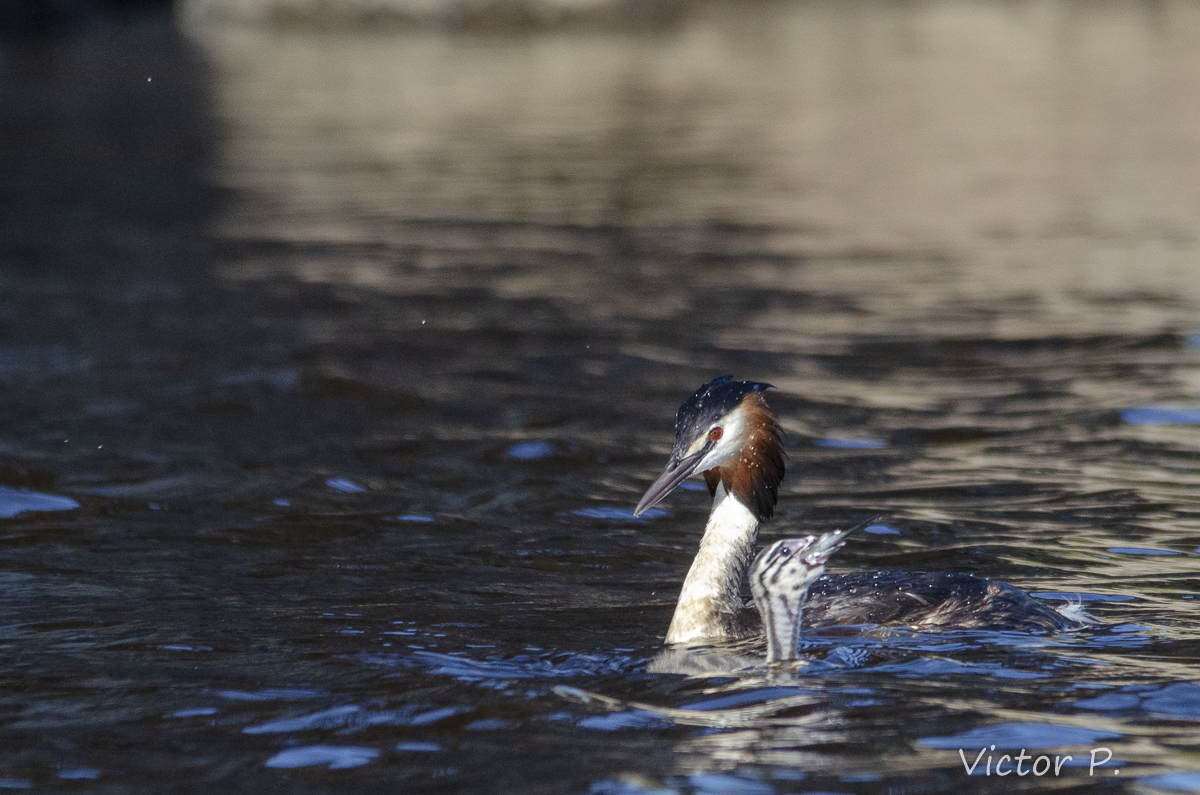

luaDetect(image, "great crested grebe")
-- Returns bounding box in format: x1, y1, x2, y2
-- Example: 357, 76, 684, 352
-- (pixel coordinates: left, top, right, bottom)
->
635, 376, 1090, 645
750, 531, 851, 663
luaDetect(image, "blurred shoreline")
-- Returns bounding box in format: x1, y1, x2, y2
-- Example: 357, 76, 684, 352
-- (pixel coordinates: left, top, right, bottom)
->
181, 0, 684, 30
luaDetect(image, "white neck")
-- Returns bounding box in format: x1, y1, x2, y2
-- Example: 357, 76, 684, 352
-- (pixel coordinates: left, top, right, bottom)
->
664, 483, 760, 644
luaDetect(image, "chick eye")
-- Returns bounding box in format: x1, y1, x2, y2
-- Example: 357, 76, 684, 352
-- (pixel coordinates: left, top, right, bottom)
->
708, 427, 723, 441
780, 546, 790, 556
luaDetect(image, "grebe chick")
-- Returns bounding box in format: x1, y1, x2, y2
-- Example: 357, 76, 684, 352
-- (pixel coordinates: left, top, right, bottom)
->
635, 376, 1091, 645
751, 530, 851, 663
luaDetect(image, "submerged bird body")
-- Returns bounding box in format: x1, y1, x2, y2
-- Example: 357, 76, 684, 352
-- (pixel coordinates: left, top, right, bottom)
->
805, 571, 1075, 632
636, 376, 1087, 645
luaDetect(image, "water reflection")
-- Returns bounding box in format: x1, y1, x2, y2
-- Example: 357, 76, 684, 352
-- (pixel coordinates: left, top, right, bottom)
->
188, 1, 1200, 332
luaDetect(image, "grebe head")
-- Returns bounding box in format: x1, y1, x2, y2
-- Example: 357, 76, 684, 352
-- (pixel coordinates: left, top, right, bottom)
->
750, 536, 834, 603
752, 528, 853, 586
634, 376, 785, 520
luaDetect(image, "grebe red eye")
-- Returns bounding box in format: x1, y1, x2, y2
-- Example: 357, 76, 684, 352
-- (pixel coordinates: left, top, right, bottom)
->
708, 427, 723, 441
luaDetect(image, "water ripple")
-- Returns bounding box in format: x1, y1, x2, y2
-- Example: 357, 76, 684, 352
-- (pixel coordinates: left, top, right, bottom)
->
0, 486, 78, 519
263, 745, 380, 770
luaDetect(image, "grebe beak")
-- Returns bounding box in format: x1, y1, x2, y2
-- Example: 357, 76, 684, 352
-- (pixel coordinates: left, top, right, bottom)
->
633, 448, 708, 517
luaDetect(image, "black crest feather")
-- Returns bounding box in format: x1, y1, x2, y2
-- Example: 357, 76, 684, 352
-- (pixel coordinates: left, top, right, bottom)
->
674, 375, 773, 445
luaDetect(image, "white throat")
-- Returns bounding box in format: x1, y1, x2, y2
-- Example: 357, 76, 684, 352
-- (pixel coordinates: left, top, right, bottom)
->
664, 482, 760, 645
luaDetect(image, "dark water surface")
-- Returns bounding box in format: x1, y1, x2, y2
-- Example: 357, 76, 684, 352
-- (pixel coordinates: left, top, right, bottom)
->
5, 2, 1200, 792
